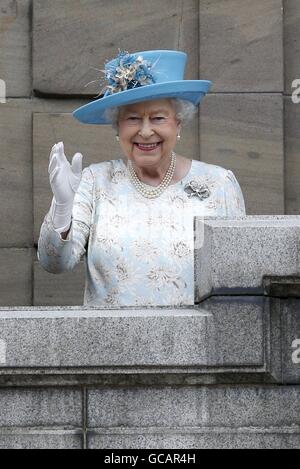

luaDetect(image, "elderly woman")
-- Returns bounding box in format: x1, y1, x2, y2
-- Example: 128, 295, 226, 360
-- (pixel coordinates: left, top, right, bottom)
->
38, 50, 246, 307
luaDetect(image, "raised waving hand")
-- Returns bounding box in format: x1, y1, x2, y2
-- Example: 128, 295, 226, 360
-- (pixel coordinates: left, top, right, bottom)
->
48, 141, 83, 232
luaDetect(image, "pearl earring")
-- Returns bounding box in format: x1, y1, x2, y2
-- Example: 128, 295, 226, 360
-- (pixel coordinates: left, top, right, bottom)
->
116, 135, 119, 142
177, 135, 181, 141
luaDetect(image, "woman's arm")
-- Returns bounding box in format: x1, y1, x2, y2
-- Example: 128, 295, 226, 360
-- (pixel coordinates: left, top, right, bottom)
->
37, 166, 94, 273
224, 169, 246, 216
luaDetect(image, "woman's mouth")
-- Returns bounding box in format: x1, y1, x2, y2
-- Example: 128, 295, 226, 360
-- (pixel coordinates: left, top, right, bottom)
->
134, 142, 162, 152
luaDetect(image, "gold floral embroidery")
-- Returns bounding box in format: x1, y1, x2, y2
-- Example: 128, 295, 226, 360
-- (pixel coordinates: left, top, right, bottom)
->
171, 241, 191, 259
104, 287, 120, 305
147, 266, 187, 291
108, 214, 125, 229
110, 168, 127, 183
204, 199, 218, 210
168, 193, 186, 208
132, 239, 159, 260
95, 188, 116, 205
96, 235, 124, 253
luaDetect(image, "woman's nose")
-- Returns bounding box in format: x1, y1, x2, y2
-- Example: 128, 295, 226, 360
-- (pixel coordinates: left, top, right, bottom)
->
138, 118, 154, 138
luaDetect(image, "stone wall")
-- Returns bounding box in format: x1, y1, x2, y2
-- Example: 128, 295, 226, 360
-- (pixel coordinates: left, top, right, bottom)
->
0, 0, 300, 306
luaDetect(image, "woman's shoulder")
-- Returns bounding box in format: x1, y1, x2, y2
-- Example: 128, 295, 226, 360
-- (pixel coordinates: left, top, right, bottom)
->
84, 159, 125, 178
191, 159, 229, 179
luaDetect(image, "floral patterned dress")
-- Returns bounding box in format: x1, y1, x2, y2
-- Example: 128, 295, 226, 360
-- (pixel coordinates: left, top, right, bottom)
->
38, 158, 246, 307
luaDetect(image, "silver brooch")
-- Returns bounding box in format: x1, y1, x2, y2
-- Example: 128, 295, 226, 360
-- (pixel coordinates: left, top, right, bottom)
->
184, 180, 211, 200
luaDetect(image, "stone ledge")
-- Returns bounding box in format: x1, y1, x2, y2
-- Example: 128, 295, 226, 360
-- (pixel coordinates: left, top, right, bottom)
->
195, 215, 300, 301
0, 429, 83, 449
87, 385, 300, 428
0, 298, 264, 376
88, 428, 300, 449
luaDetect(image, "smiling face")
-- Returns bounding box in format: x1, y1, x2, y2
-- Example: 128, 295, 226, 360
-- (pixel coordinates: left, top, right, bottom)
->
117, 99, 181, 169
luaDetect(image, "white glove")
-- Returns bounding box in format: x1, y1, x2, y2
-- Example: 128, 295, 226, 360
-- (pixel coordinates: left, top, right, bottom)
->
48, 141, 83, 232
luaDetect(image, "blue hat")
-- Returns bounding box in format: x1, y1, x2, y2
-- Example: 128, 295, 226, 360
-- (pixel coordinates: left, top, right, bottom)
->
72, 50, 212, 125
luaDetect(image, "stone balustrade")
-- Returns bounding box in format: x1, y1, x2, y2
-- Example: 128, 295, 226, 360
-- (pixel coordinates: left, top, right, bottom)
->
0, 216, 299, 448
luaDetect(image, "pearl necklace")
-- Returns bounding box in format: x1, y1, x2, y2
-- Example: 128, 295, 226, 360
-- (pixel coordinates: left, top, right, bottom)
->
127, 151, 176, 199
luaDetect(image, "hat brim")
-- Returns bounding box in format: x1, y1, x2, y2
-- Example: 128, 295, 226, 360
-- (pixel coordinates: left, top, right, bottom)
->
72, 80, 211, 125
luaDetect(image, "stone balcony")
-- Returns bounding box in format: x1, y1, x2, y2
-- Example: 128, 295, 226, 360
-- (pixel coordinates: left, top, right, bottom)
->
0, 216, 299, 448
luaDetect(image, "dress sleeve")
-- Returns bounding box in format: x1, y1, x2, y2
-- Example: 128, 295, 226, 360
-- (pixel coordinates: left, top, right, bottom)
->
37, 166, 94, 273
224, 169, 246, 216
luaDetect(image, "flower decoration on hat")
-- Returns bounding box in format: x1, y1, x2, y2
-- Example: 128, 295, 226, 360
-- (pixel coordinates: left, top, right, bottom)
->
102, 50, 156, 96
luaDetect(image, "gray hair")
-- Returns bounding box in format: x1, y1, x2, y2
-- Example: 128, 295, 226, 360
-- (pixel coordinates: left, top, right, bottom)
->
105, 98, 197, 131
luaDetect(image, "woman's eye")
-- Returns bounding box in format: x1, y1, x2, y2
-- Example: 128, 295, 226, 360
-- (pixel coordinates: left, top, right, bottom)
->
128, 117, 140, 120
153, 116, 166, 121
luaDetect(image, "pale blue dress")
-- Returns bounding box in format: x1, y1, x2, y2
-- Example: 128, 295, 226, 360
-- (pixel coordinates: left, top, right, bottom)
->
38, 158, 246, 307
